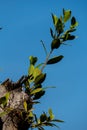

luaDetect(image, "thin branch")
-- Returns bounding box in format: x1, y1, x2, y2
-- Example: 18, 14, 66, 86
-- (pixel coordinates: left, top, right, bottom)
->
41, 49, 53, 72
40, 40, 48, 56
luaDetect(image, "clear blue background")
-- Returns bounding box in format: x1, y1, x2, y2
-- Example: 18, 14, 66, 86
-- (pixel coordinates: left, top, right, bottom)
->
0, 1, 87, 130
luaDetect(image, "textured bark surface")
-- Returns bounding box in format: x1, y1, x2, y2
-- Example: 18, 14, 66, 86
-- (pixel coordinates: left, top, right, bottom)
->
0, 82, 29, 130
2, 118, 18, 130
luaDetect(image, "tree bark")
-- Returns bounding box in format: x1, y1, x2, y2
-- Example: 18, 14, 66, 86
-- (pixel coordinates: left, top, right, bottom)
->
0, 81, 29, 130
2, 117, 18, 130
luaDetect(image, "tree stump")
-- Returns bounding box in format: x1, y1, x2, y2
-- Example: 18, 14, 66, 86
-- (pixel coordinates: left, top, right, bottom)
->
0, 78, 29, 130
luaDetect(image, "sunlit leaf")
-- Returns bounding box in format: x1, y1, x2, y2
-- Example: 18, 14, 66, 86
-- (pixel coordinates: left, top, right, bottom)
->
37, 119, 40, 124
51, 13, 64, 34
33, 68, 42, 80
34, 73, 46, 85
28, 64, 34, 75
51, 13, 58, 26
48, 108, 54, 120
47, 55, 64, 65
28, 64, 34, 82
31, 88, 43, 95
23, 101, 27, 112
28, 111, 34, 121
4, 92, 10, 106
0, 92, 10, 107
28, 65, 41, 82
29, 56, 38, 65
5, 92, 10, 101
63, 9, 71, 22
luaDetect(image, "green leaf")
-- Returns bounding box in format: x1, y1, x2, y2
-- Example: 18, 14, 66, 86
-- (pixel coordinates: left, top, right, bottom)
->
51, 13, 58, 26
28, 65, 41, 82
67, 28, 76, 33
33, 84, 54, 100
48, 108, 54, 120
51, 39, 61, 50
40, 113, 47, 122
47, 55, 64, 65
62, 32, 76, 41
56, 18, 64, 34
28, 64, 34, 75
33, 68, 42, 79
50, 28, 54, 38
28, 64, 34, 82
63, 9, 71, 22
0, 92, 10, 107
23, 101, 27, 112
67, 34, 76, 40
29, 56, 38, 65
34, 73, 46, 85
71, 16, 76, 25
70, 17, 78, 29
0, 97, 6, 105
31, 88, 43, 95
51, 13, 64, 34
5, 92, 10, 101
28, 111, 34, 120
33, 90, 45, 100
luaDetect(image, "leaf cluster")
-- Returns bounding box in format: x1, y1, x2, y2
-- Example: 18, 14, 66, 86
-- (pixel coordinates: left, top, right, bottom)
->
50, 8, 78, 44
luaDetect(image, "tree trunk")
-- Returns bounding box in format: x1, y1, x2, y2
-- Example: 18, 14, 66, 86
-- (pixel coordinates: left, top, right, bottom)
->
0, 83, 29, 130
2, 118, 18, 130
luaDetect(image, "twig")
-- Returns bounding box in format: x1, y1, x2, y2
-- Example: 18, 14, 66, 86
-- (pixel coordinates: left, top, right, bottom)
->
41, 50, 53, 72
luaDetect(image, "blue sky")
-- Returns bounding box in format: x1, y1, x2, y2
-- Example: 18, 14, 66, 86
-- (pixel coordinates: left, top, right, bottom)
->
0, 1, 87, 130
